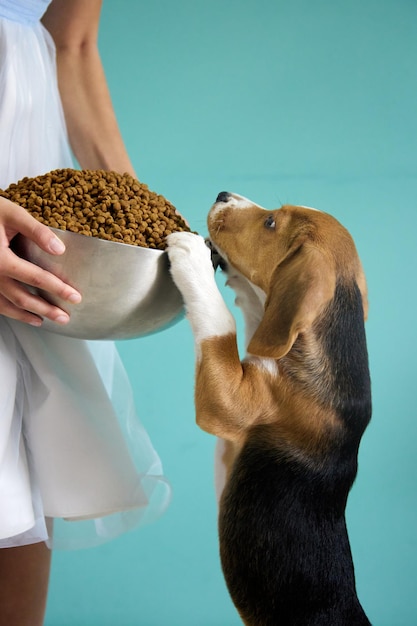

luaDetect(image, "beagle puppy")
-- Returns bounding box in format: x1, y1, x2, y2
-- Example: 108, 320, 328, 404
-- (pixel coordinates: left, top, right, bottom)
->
167, 192, 372, 626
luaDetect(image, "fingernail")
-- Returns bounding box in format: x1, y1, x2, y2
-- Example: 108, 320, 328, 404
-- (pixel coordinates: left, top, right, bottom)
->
55, 314, 69, 325
49, 237, 65, 254
68, 292, 82, 304
29, 318, 43, 327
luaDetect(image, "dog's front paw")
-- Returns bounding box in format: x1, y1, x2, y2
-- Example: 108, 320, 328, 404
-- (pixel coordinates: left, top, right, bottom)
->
167, 232, 213, 296
167, 232, 235, 342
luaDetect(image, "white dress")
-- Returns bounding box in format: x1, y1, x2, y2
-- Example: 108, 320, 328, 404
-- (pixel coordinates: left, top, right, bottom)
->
0, 0, 171, 549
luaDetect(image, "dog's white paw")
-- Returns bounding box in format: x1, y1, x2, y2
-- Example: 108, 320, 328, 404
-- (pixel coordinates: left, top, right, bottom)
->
167, 231, 235, 343
167, 232, 213, 297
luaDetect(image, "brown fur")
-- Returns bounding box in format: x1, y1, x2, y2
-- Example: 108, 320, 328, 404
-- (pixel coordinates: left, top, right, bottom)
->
195, 203, 367, 472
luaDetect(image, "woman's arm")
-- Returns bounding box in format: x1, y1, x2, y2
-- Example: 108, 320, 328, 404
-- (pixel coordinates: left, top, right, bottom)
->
42, 0, 136, 176
0, 1, 139, 325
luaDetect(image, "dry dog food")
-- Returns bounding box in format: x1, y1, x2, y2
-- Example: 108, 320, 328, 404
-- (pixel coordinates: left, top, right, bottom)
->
0, 168, 191, 250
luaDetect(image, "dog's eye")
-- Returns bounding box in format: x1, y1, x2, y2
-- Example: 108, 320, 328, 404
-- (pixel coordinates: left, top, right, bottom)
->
264, 215, 276, 229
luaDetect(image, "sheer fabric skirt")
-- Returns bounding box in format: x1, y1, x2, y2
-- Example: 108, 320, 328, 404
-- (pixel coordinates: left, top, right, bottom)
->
0, 17, 171, 549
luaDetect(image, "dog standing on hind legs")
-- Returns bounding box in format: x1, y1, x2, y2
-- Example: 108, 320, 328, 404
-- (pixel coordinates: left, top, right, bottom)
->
167, 192, 372, 626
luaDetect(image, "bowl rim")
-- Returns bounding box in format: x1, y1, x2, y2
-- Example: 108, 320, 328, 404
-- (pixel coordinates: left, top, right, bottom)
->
48, 226, 167, 255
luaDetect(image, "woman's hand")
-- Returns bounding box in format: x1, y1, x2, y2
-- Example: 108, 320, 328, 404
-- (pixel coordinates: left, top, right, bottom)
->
0, 197, 82, 326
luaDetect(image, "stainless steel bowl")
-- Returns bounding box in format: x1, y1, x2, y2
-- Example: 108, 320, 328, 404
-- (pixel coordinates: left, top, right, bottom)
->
14, 228, 184, 340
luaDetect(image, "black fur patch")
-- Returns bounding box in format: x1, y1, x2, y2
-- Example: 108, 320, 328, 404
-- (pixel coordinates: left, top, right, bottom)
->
218, 281, 372, 625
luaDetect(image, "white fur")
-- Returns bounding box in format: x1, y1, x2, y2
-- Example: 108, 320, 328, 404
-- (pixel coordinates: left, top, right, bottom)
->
214, 437, 228, 502
167, 232, 236, 356
225, 269, 266, 349
299, 205, 320, 212
210, 192, 265, 219
245, 355, 279, 377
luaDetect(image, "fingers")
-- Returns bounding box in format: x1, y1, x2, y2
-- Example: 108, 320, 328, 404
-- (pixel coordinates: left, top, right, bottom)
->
2, 198, 65, 255
0, 248, 82, 325
0, 198, 82, 326
0, 290, 69, 327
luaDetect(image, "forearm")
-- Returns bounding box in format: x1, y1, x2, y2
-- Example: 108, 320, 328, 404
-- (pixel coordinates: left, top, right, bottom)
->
55, 45, 135, 175
42, 0, 136, 176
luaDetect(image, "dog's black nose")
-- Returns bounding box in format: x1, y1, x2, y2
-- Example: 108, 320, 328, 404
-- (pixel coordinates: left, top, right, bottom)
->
216, 191, 230, 204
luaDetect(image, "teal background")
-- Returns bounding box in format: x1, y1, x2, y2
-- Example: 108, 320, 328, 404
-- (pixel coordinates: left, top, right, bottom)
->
45, 1, 417, 625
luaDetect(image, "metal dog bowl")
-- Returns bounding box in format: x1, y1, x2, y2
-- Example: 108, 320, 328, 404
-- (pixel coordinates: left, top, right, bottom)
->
14, 228, 184, 340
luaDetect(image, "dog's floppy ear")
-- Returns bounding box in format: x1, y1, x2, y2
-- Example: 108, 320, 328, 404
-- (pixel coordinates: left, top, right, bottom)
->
247, 242, 335, 359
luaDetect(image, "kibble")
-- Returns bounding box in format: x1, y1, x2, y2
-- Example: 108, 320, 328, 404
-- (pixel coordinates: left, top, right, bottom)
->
0, 168, 192, 250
